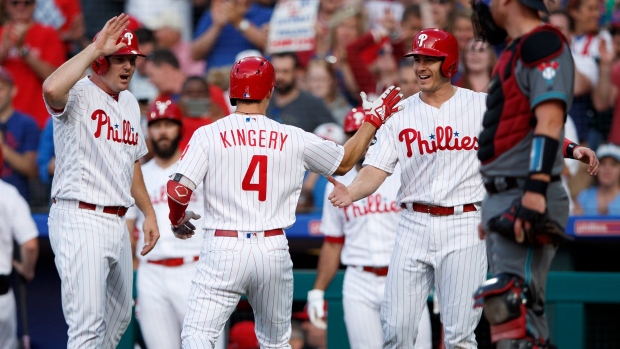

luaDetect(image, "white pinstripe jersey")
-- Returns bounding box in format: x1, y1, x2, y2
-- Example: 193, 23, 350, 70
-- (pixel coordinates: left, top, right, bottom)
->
175, 113, 345, 231
0, 180, 39, 275
126, 160, 204, 261
321, 164, 402, 267
44, 77, 148, 207
364, 88, 487, 206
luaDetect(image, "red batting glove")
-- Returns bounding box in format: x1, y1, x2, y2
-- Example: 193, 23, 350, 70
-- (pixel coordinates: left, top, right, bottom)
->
361, 86, 404, 129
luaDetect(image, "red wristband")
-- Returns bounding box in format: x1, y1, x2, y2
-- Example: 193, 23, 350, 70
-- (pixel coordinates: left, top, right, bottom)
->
364, 113, 382, 129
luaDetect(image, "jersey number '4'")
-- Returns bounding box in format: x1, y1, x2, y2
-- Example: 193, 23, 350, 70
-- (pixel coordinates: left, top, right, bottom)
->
242, 155, 268, 201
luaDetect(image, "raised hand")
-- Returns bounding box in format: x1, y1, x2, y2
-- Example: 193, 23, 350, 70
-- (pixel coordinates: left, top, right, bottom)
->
93, 13, 130, 56
327, 176, 353, 208
361, 86, 404, 129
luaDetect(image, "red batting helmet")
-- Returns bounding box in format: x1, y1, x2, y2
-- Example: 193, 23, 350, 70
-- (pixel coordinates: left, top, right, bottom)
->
148, 98, 183, 126
404, 28, 459, 78
229, 56, 275, 106
343, 108, 365, 133
92, 29, 146, 75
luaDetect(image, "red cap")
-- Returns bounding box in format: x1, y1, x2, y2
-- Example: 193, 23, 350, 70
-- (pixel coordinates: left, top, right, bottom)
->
343, 107, 365, 133
148, 98, 183, 125
228, 321, 259, 349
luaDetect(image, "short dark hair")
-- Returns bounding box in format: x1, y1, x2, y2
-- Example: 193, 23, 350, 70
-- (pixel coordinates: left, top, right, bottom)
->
270, 52, 300, 69
146, 48, 180, 69
402, 4, 421, 22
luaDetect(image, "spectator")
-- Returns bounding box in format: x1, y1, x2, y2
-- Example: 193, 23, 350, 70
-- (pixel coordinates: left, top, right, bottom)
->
36, 116, 54, 185
146, 11, 205, 76
177, 75, 228, 149
192, 0, 272, 71
144, 48, 229, 115
267, 52, 336, 132
129, 27, 159, 113
430, 0, 456, 31
0, 67, 39, 201
304, 58, 353, 125
450, 8, 474, 83
574, 143, 620, 215
0, 147, 39, 349
33, 0, 84, 57
312, 0, 346, 62
454, 39, 495, 93
228, 321, 259, 349
0, 0, 66, 128
126, 0, 193, 41
397, 60, 419, 99
396, 4, 423, 56
364, 0, 404, 31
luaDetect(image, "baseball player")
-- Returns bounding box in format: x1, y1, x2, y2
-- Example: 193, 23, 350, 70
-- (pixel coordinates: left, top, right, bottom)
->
42, 14, 160, 348
165, 56, 403, 348
307, 108, 432, 349
126, 100, 224, 349
0, 148, 39, 349
328, 29, 488, 349
470, 0, 597, 348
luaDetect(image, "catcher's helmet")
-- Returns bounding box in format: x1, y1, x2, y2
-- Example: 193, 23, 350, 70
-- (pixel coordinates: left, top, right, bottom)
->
343, 108, 365, 134
404, 28, 459, 78
92, 29, 145, 75
148, 98, 183, 126
229, 56, 275, 106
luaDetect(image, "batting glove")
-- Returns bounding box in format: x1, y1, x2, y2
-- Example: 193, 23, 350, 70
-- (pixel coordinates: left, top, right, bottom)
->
361, 86, 404, 129
171, 210, 201, 240
307, 289, 327, 330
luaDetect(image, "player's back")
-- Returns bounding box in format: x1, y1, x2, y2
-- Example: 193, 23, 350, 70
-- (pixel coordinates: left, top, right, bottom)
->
181, 114, 343, 231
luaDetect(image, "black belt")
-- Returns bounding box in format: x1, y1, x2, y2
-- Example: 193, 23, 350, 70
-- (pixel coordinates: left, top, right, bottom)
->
0, 275, 9, 295
483, 175, 561, 194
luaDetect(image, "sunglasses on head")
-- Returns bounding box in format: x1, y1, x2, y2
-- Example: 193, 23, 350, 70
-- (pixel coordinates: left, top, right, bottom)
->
10, 0, 35, 6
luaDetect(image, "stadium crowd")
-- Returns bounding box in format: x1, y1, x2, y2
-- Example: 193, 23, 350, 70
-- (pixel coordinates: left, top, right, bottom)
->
2, 0, 620, 347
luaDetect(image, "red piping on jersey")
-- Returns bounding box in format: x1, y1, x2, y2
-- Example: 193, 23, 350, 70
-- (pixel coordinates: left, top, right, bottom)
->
324, 236, 345, 244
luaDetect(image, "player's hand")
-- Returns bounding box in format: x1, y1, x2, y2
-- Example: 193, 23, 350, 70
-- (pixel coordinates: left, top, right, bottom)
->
93, 13, 130, 56
307, 289, 327, 330
327, 176, 353, 208
141, 214, 160, 256
171, 211, 201, 240
573, 146, 599, 176
514, 192, 546, 244
361, 86, 403, 129
12, 260, 34, 282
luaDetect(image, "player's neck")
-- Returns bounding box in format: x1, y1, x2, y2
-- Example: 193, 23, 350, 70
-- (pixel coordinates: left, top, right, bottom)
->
155, 150, 181, 169
419, 85, 457, 108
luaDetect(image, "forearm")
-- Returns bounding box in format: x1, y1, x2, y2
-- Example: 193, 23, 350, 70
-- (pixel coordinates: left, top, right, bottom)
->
131, 162, 155, 217
237, 22, 268, 50
23, 53, 58, 80
1, 147, 37, 178
348, 165, 389, 201
313, 241, 343, 291
20, 238, 39, 277
42, 44, 101, 110
530, 101, 565, 183
335, 123, 376, 174
191, 25, 223, 61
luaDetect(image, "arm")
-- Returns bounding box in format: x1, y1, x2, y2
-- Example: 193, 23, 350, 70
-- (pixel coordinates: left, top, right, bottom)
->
334, 123, 376, 175
126, 218, 139, 269
234, 20, 268, 51
592, 40, 613, 111
313, 241, 344, 291
328, 165, 389, 208
191, 4, 230, 61
0, 147, 38, 178
42, 14, 130, 110
12, 238, 39, 282
131, 161, 160, 256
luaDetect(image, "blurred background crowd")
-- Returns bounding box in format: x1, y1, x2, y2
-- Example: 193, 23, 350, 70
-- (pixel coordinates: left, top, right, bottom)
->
2, 0, 620, 347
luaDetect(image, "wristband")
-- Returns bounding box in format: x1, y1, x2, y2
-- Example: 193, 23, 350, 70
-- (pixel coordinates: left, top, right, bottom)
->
529, 135, 559, 175
564, 140, 578, 160
524, 178, 548, 196
364, 113, 382, 129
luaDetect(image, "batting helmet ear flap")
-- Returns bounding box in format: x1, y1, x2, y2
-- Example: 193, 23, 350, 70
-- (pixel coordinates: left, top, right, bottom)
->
92, 56, 109, 75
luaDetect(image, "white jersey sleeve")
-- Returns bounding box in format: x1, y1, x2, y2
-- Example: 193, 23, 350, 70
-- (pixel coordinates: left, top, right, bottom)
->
302, 132, 344, 176
174, 129, 209, 188
0, 181, 39, 275
364, 119, 399, 174
44, 81, 82, 125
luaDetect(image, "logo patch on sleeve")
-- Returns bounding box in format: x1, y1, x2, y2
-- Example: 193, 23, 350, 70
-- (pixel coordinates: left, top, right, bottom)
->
537, 61, 560, 85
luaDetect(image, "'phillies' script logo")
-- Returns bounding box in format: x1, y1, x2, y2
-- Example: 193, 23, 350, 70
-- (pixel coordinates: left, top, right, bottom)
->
342, 193, 400, 221
398, 126, 478, 157
91, 109, 139, 145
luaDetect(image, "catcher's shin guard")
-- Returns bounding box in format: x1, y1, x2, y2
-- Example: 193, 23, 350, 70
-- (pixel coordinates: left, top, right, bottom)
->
473, 274, 530, 343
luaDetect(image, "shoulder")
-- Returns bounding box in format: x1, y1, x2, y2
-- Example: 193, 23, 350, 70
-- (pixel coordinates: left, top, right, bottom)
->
520, 25, 567, 67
